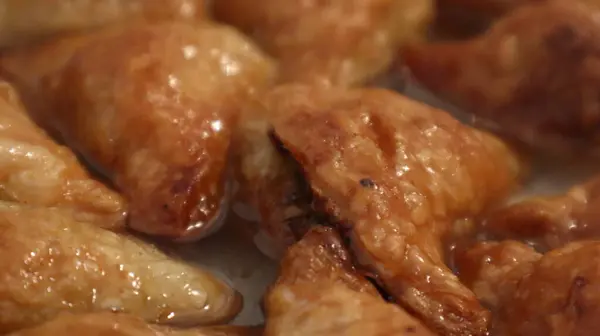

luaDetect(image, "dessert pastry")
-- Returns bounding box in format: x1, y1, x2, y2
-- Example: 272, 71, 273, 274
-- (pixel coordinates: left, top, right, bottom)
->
0, 21, 276, 240
457, 240, 600, 336
404, 1, 600, 155
266, 85, 522, 335
0, 80, 124, 228
479, 175, 600, 251
8, 312, 260, 336
0, 201, 241, 333
213, 0, 434, 87
264, 227, 434, 336
437, 0, 600, 20
0, 0, 206, 48
232, 92, 310, 259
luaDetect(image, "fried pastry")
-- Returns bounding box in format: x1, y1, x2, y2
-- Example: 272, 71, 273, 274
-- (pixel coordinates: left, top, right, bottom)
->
0, 80, 125, 228
9, 313, 260, 336
0, 21, 276, 240
0, 0, 206, 48
455, 240, 542, 308
479, 175, 600, 251
438, 0, 600, 19
232, 92, 316, 259
233, 121, 299, 258
457, 240, 600, 336
438, 0, 535, 18
269, 85, 522, 335
403, 1, 600, 155
213, 0, 434, 87
0, 201, 241, 333
434, 0, 592, 40
264, 226, 434, 336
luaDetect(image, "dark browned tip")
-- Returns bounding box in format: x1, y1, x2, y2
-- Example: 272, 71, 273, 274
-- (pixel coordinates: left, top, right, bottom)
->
176, 183, 232, 243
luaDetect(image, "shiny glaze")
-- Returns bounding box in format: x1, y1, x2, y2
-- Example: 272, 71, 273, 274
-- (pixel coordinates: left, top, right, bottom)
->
479, 175, 600, 251
0, 81, 124, 228
213, 0, 433, 87
455, 241, 541, 308
270, 85, 522, 335
0, 201, 241, 333
0, 0, 206, 48
404, 1, 600, 155
458, 240, 600, 336
0, 21, 276, 239
265, 227, 434, 336
9, 312, 261, 336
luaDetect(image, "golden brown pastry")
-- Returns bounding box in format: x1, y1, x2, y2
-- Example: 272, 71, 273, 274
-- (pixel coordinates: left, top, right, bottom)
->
213, 0, 434, 87
265, 226, 434, 336
0, 80, 125, 228
479, 175, 600, 251
438, 0, 535, 18
403, 1, 600, 155
8, 313, 261, 336
269, 85, 522, 335
232, 92, 313, 259
0, 0, 206, 48
0, 201, 241, 333
457, 240, 600, 336
433, 0, 600, 41
455, 240, 542, 308
438, 0, 600, 20
0, 21, 276, 240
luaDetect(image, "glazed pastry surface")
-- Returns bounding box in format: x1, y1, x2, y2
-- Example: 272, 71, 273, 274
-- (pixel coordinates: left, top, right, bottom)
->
0, 201, 241, 333
1, 21, 276, 239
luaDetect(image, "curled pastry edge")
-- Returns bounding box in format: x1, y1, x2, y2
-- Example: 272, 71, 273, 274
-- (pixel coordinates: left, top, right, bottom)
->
175, 168, 234, 243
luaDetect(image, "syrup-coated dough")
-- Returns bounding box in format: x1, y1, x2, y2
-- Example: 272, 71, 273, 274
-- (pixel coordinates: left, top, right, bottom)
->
404, 1, 600, 155
479, 175, 600, 251
213, 0, 433, 87
269, 85, 522, 335
0, 201, 241, 333
457, 240, 600, 336
8, 312, 261, 336
0, 80, 124, 228
0, 21, 276, 240
0, 0, 206, 48
265, 227, 434, 336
